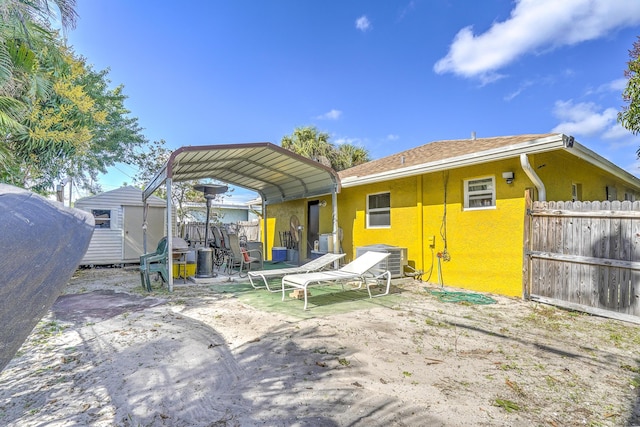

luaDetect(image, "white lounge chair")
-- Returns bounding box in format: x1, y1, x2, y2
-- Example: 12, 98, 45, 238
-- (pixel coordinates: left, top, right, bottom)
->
248, 252, 346, 292
281, 251, 392, 310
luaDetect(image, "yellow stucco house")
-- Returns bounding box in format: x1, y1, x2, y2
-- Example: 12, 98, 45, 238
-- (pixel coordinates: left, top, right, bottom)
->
266, 133, 640, 297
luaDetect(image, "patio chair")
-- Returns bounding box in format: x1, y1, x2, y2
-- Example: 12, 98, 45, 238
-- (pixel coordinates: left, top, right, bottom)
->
210, 226, 227, 269
248, 252, 346, 292
226, 232, 263, 277
139, 237, 169, 291
281, 251, 392, 310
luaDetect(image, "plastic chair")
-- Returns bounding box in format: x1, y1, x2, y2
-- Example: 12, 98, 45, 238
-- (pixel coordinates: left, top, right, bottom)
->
139, 237, 169, 291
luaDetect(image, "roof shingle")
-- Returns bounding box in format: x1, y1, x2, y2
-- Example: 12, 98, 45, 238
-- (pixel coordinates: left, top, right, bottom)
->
338, 133, 558, 180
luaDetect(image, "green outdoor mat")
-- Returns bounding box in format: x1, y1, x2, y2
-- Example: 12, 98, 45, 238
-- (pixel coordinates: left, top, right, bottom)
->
210, 280, 404, 318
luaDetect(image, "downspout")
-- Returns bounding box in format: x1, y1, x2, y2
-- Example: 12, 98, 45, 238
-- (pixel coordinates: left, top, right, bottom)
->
417, 175, 424, 273
332, 190, 339, 269
520, 154, 546, 202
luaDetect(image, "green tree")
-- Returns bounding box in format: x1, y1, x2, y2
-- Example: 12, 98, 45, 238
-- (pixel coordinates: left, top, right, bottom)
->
66, 55, 147, 193
0, 0, 148, 193
280, 126, 370, 170
133, 139, 230, 226
618, 36, 640, 155
281, 126, 334, 167
3, 44, 147, 193
0, 0, 78, 180
0, 0, 149, 193
334, 143, 370, 170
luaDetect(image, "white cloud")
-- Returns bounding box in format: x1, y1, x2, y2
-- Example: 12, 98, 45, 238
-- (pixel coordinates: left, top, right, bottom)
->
397, 1, 416, 21
602, 122, 632, 140
355, 15, 372, 32
625, 158, 640, 177
551, 99, 618, 137
387, 134, 400, 141
504, 80, 533, 101
585, 77, 628, 96
434, 0, 640, 81
316, 109, 342, 120
602, 77, 628, 92
334, 136, 363, 146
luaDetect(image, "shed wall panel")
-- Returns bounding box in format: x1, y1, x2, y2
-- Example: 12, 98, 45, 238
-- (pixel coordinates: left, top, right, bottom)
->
75, 187, 167, 265
80, 230, 123, 265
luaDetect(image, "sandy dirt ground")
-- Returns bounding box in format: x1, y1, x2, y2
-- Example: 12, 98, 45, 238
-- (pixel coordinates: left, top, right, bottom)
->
0, 267, 639, 427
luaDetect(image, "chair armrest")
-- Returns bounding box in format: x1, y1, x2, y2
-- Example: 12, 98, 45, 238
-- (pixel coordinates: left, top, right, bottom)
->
141, 252, 167, 263
245, 248, 262, 259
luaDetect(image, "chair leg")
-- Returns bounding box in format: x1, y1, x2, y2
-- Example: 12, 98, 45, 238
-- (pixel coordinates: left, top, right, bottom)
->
140, 269, 147, 291
239, 259, 248, 278
141, 267, 152, 292
367, 272, 392, 298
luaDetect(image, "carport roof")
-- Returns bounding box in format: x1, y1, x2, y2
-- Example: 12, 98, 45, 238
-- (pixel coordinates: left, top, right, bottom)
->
142, 142, 341, 205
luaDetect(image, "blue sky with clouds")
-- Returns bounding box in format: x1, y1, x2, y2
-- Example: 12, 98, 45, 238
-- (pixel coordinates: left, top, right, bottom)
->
67, 0, 640, 201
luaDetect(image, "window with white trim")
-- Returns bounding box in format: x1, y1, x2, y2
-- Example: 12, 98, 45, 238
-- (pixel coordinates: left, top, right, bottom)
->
572, 183, 582, 202
464, 177, 495, 209
92, 209, 112, 229
625, 191, 636, 202
367, 192, 390, 228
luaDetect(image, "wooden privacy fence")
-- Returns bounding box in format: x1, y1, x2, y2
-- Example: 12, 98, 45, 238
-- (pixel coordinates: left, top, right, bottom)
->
180, 220, 261, 246
523, 197, 640, 324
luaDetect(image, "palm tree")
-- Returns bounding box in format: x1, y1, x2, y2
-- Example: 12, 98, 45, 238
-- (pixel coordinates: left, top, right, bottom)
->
281, 126, 334, 167
334, 143, 370, 170
281, 126, 371, 171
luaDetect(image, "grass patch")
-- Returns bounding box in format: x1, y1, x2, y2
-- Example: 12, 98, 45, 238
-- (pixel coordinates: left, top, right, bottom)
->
493, 398, 521, 412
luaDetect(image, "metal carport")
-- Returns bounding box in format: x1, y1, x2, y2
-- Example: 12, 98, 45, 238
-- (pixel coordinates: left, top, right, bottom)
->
142, 142, 342, 291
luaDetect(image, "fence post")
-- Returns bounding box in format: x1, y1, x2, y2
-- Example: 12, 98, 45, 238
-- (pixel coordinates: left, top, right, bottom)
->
522, 188, 533, 299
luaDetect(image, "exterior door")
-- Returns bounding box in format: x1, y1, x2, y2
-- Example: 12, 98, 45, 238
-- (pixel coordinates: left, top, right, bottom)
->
307, 201, 320, 259
123, 206, 165, 260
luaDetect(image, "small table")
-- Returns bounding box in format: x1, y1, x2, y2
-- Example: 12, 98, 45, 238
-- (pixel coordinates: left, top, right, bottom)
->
173, 250, 190, 283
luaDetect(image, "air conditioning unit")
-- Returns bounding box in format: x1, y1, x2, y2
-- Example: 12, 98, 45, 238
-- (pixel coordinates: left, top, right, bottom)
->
355, 244, 408, 278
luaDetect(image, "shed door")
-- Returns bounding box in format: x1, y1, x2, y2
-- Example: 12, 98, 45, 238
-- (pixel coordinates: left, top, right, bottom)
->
123, 206, 165, 260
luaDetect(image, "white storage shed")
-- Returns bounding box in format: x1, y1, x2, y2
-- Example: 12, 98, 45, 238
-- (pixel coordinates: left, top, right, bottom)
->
75, 186, 168, 265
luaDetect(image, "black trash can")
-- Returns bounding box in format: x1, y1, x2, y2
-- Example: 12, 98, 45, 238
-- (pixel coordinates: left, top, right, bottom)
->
196, 247, 214, 278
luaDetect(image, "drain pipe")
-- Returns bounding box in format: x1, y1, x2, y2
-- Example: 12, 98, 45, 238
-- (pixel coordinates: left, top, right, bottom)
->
520, 154, 546, 201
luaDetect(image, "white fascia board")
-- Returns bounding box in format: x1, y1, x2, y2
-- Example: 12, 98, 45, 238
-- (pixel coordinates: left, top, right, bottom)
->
566, 143, 640, 188
341, 134, 566, 188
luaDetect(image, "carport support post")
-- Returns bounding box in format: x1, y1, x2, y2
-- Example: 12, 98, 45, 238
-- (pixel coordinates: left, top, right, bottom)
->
142, 201, 148, 254
166, 178, 173, 292
262, 200, 267, 260
332, 190, 339, 268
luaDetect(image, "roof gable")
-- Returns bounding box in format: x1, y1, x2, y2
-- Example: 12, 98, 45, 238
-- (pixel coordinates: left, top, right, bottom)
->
76, 186, 165, 207
339, 133, 557, 180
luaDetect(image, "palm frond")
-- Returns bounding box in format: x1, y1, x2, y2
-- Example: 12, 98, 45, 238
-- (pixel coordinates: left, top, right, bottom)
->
0, 95, 27, 133
0, 42, 12, 87
6, 39, 37, 73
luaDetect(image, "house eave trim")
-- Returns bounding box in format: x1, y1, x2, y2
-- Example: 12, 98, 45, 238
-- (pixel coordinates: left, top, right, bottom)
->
565, 142, 640, 188
341, 134, 566, 187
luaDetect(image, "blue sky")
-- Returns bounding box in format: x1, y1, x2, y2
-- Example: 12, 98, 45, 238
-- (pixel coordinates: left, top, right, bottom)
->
66, 0, 640, 201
